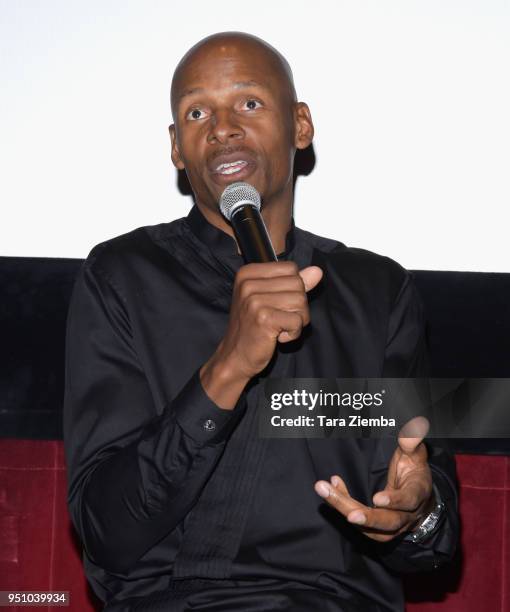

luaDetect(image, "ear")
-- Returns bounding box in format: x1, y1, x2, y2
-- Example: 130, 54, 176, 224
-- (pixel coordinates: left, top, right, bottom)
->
169, 124, 185, 170
294, 102, 314, 150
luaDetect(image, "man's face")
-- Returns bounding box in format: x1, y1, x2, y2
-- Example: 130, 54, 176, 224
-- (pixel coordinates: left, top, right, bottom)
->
170, 42, 312, 215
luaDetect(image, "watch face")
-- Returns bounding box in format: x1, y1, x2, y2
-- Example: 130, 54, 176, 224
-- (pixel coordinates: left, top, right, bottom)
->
404, 501, 446, 544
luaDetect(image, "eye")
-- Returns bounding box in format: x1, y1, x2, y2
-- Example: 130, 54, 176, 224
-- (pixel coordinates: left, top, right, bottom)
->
242, 99, 263, 111
186, 107, 207, 121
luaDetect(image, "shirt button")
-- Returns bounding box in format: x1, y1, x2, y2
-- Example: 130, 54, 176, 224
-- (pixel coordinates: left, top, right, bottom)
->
203, 419, 216, 432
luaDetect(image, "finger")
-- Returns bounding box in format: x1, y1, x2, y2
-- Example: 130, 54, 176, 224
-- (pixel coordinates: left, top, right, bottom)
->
245, 292, 309, 319
238, 275, 306, 300
315, 476, 368, 522
255, 308, 304, 343
330, 474, 350, 495
299, 266, 323, 292
398, 416, 430, 454
317, 476, 408, 532
373, 479, 429, 512
361, 531, 402, 543
352, 507, 409, 531
236, 261, 299, 282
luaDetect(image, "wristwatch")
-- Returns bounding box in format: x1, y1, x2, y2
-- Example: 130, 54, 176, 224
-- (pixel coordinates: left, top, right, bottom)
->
403, 483, 446, 544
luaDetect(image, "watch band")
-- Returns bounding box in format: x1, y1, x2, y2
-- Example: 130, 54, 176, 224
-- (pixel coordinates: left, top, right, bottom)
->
403, 483, 446, 544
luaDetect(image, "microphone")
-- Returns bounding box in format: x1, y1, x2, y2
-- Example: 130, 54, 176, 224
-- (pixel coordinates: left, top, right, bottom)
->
219, 182, 278, 263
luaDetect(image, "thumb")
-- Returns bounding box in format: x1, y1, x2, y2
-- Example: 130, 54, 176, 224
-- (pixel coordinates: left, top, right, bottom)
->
398, 416, 429, 454
299, 266, 323, 293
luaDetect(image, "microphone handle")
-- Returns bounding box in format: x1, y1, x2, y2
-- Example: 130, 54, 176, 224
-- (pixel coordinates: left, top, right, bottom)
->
231, 204, 278, 263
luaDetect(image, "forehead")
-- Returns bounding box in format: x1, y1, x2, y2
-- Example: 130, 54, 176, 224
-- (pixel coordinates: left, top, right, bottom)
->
172, 43, 287, 107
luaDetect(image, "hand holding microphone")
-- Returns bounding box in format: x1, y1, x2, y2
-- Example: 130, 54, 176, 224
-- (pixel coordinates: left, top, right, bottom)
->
215, 259, 322, 381
200, 182, 322, 409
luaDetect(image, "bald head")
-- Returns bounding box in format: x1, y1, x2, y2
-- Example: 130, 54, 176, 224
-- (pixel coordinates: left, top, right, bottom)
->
171, 32, 297, 118
168, 31, 314, 230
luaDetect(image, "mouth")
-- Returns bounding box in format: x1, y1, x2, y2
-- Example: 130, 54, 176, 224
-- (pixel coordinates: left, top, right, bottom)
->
214, 160, 249, 176
208, 148, 258, 186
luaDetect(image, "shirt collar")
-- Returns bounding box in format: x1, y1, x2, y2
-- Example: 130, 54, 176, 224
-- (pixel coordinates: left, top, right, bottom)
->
186, 204, 296, 261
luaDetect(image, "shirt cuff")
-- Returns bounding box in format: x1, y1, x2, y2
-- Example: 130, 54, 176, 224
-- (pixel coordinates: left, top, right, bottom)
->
423, 465, 459, 553
173, 368, 246, 445
399, 466, 458, 550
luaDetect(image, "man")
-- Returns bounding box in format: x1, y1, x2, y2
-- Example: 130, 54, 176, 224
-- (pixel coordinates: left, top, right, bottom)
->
64, 32, 458, 611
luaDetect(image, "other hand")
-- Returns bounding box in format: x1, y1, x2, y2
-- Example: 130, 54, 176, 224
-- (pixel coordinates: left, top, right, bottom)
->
314, 417, 435, 542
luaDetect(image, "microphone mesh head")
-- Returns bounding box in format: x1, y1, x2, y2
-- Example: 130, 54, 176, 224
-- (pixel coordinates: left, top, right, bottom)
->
219, 182, 261, 221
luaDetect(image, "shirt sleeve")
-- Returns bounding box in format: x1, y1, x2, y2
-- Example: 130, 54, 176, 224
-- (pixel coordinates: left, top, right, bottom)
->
63, 256, 245, 575
374, 271, 460, 572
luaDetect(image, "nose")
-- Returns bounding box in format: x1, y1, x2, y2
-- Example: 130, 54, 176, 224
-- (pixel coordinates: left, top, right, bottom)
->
207, 109, 244, 144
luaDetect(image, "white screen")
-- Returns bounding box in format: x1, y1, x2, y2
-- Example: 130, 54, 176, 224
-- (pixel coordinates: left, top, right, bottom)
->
1, 0, 508, 271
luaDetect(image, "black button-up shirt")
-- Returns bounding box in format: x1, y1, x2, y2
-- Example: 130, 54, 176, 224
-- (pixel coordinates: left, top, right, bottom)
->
63, 205, 458, 611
